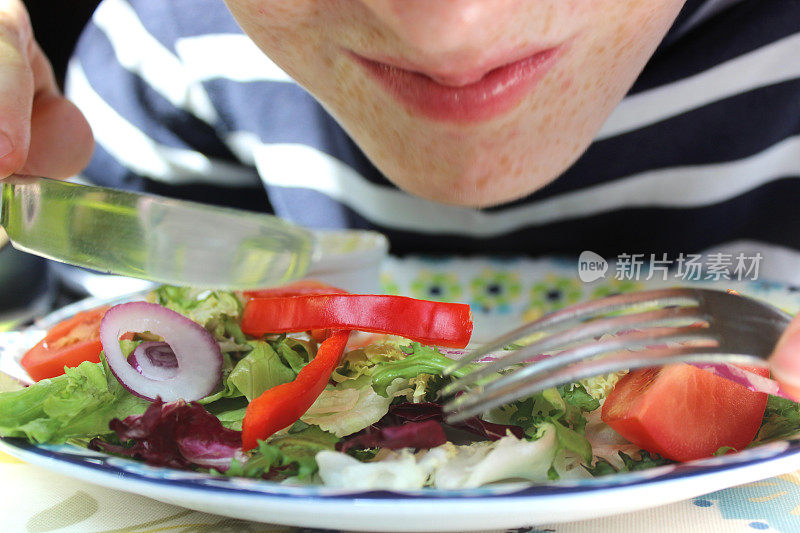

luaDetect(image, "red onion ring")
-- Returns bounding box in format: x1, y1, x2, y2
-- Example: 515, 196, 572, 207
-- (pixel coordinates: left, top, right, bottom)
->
129, 341, 179, 381
100, 302, 222, 401
691, 362, 794, 400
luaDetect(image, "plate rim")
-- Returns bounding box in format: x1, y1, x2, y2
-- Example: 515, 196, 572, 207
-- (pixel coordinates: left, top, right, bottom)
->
5, 436, 800, 531
3, 435, 800, 501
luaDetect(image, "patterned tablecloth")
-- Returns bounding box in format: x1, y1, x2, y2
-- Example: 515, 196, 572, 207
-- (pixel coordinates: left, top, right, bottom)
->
3, 256, 800, 532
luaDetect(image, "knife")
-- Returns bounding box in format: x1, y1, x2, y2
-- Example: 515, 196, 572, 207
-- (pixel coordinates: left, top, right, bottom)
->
0, 175, 316, 290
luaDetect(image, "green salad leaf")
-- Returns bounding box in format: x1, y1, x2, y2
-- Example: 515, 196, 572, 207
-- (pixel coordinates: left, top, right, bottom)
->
153, 286, 242, 324
499, 384, 598, 468
301, 375, 409, 437
753, 395, 800, 444
714, 446, 737, 456
152, 286, 248, 352
0, 358, 149, 443
227, 341, 297, 401
200, 337, 313, 404
585, 450, 672, 476
370, 343, 475, 396
203, 398, 248, 431
225, 426, 339, 480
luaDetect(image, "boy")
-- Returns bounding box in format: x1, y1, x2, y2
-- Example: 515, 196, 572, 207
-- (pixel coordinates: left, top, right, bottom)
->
1, 0, 799, 394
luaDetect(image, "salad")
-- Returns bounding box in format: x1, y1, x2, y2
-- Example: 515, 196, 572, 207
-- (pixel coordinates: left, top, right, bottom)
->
1, 282, 799, 490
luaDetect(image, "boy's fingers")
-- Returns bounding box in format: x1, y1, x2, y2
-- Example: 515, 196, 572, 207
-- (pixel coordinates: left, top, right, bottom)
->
768, 313, 800, 401
21, 42, 93, 178
0, 0, 35, 177
0, 2, 93, 179
22, 96, 94, 178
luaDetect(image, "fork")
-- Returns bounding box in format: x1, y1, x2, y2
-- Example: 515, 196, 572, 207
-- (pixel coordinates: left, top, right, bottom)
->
442, 288, 792, 423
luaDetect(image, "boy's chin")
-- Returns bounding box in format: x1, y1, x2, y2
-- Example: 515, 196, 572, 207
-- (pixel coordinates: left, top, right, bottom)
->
385, 166, 555, 208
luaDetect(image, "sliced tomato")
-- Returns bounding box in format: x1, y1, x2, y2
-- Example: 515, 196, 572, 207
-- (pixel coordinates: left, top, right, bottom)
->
601, 364, 769, 461
21, 306, 110, 381
242, 280, 348, 299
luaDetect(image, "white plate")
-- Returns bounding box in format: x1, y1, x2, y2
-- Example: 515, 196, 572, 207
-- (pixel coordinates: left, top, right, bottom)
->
2, 437, 800, 531
2, 258, 800, 531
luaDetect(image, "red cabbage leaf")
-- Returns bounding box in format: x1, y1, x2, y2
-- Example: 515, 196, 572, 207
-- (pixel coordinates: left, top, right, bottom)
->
337, 420, 446, 453
388, 402, 525, 440
90, 398, 243, 470
337, 402, 524, 452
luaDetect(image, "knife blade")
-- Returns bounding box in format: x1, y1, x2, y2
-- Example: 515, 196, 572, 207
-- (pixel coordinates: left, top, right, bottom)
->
0, 176, 315, 290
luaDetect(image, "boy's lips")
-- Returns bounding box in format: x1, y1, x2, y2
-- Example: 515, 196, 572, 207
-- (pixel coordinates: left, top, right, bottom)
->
351, 46, 563, 122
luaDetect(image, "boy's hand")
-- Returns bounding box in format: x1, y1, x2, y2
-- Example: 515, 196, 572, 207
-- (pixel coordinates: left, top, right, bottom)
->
770, 315, 800, 401
0, 0, 93, 180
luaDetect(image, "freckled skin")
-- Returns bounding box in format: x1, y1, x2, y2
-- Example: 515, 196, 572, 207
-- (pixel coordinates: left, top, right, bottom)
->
224, 0, 686, 207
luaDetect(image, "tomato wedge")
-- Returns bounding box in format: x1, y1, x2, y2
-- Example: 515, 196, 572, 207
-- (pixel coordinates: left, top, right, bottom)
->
241, 294, 473, 348
601, 364, 770, 461
21, 306, 110, 381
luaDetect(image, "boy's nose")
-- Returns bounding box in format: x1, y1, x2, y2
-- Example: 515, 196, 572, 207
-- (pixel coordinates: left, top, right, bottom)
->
359, 0, 513, 79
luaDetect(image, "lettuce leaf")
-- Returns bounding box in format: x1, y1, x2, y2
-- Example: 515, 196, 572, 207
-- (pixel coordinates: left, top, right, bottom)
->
152, 286, 247, 352
274, 338, 314, 374
434, 425, 560, 488
579, 371, 627, 401
225, 426, 339, 480
585, 450, 672, 476
200, 338, 311, 404
753, 395, 800, 444
0, 359, 149, 443
380, 401, 525, 440
227, 341, 296, 401
370, 343, 476, 396
495, 384, 598, 468
153, 286, 242, 325
301, 376, 408, 437
316, 425, 561, 490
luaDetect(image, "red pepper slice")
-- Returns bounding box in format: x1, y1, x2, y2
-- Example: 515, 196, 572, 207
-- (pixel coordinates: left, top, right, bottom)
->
242, 280, 347, 299
242, 330, 350, 450
241, 295, 473, 349
243, 280, 349, 342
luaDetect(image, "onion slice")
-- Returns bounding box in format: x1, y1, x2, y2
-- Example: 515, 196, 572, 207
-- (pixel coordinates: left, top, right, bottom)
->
100, 302, 223, 401
129, 341, 179, 381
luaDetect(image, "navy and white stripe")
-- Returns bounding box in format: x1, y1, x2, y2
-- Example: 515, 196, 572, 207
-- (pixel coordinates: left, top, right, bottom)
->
66, 0, 800, 282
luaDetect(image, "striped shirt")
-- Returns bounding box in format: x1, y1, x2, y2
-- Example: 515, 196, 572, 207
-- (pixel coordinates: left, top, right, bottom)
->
66, 0, 800, 283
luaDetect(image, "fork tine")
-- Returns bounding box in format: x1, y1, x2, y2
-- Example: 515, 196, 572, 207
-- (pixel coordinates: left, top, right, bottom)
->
443, 326, 718, 420
444, 345, 765, 423
445, 287, 700, 375
453, 324, 715, 398
442, 305, 706, 396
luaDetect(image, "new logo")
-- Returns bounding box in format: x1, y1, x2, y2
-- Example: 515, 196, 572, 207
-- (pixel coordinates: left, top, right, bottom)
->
578, 251, 608, 283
